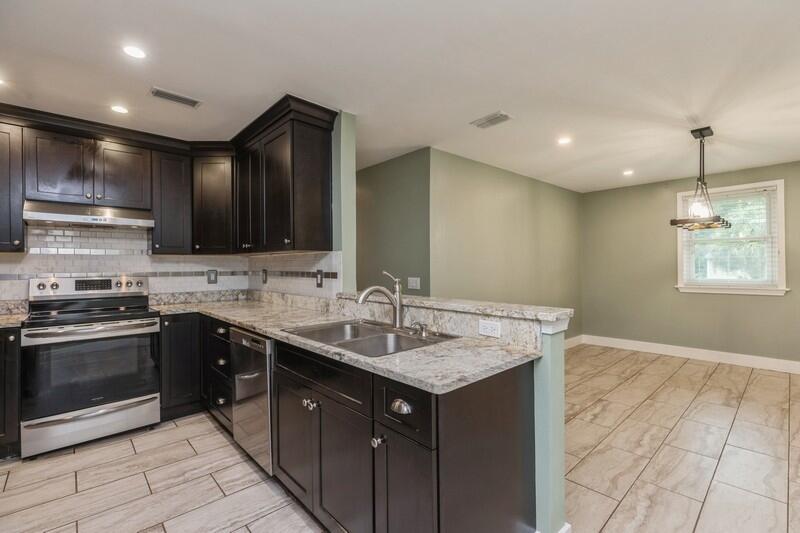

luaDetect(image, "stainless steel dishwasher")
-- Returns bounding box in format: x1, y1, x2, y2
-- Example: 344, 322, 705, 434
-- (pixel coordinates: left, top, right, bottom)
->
230, 328, 274, 475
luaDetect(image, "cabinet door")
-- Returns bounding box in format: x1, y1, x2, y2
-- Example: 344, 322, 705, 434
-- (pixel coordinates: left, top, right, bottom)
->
292, 121, 332, 251
0, 329, 20, 456
374, 422, 438, 533
273, 370, 314, 508
248, 145, 265, 252
152, 151, 192, 254
192, 156, 233, 254
160, 314, 201, 409
313, 394, 374, 533
23, 128, 94, 204
262, 123, 293, 251
0, 124, 23, 252
93, 141, 151, 209
235, 147, 259, 253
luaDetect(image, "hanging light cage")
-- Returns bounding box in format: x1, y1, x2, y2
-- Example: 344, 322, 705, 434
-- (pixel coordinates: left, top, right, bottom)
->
670, 126, 731, 231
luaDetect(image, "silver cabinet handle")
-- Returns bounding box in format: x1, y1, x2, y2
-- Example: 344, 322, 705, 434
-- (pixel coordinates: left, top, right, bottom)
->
215, 397, 226, 406
371, 436, 386, 448
154, 244, 160, 249
306, 399, 320, 411
195, 244, 200, 249
390, 398, 413, 415
85, 193, 92, 199
216, 358, 227, 366
216, 327, 227, 335
302, 398, 310, 408
163, 321, 169, 326
283, 238, 291, 245
96, 193, 103, 200
12, 240, 20, 246
8, 335, 15, 342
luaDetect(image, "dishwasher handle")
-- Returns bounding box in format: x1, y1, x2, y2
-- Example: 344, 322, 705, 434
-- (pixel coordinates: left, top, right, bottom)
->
234, 369, 268, 401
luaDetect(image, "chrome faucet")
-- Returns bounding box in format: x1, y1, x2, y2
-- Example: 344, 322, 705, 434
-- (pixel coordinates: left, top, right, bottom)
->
357, 271, 404, 328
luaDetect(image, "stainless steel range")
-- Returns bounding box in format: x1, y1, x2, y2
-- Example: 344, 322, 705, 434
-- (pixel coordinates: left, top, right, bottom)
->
19, 276, 161, 457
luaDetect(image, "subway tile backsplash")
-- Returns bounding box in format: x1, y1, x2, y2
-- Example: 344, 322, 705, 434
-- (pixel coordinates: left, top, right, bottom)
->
0, 225, 342, 304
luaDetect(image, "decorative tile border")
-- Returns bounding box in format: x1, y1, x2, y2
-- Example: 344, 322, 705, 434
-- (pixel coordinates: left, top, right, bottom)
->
0, 270, 252, 280
267, 270, 339, 279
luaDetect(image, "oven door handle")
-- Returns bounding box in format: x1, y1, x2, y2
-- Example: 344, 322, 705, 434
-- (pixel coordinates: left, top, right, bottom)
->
21, 320, 160, 346
22, 396, 160, 429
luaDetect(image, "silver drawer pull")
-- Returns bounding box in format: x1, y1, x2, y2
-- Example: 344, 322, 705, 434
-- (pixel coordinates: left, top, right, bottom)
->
371, 436, 386, 448
390, 398, 413, 415
216, 358, 227, 366
215, 397, 226, 406
216, 327, 227, 335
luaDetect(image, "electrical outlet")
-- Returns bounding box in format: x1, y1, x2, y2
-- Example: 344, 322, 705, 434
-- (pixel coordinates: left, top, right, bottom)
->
261, 269, 268, 284
316, 269, 324, 288
206, 269, 218, 284
478, 319, 501, 338
408, 277, 421, 290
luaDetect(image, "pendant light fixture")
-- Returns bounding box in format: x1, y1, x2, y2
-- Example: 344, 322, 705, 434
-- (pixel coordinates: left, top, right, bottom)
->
670, 126, 730, 231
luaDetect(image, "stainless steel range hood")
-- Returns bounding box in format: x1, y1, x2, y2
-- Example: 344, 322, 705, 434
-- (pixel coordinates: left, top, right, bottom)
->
23, 201, 154, 228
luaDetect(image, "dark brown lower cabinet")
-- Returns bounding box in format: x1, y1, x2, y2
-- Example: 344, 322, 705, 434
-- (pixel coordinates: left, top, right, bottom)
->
160, 314, 203, 420
274, 370, 314, 508
274, 369, 373, 532
0, 329, 20, 458
373, 422, 437, 533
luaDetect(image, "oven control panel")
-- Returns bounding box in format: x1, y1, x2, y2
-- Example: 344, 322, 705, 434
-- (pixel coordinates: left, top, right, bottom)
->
29, 276, 149, 300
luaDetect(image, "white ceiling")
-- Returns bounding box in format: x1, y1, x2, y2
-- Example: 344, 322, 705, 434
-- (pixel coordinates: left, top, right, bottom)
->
1, 0, 799, 192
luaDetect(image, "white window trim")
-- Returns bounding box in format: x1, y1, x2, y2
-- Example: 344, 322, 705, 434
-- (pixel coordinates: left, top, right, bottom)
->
675, 179, 789, 296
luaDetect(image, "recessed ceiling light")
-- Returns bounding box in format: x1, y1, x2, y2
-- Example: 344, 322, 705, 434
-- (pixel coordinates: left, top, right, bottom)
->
557, 137, 572, 145
0, 79, 5, 85
123, 45, 146, 59
111, 105, 129, 114
623, 169, 634, 176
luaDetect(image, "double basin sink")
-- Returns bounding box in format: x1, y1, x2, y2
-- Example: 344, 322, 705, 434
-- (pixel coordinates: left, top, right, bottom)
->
285, 320, 455, 357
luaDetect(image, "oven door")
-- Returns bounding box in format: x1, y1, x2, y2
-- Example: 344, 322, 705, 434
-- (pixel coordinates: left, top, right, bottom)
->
20, 318, 161, 422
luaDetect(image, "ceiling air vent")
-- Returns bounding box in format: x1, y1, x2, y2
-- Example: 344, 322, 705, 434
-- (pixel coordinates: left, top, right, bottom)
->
469, 111, 511, 129
150, 87, 202, 108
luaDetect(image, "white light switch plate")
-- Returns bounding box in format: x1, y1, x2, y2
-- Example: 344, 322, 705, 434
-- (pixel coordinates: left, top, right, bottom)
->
407, 277, 421, 290
478, 319, 501, 338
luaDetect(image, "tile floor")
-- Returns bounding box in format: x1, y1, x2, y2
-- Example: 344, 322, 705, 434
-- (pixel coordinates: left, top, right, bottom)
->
565, 344, 800, 533
2, 345, 797, 533
0, 412, 321, 533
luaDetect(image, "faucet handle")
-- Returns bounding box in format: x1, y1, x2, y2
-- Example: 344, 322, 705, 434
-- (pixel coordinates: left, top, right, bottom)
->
382, 271, 401, 287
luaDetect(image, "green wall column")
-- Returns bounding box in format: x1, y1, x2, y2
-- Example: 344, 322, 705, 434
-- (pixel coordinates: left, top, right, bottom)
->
332, 112, 357, 292
535, 318, 569, 533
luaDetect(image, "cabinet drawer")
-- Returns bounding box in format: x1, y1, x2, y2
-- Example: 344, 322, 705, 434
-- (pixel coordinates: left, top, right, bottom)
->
208, 373, 233, 430
206, 335, 232, 380
374, 376, 436, 448
207, 319, 231, 341
276, 342, 372, 416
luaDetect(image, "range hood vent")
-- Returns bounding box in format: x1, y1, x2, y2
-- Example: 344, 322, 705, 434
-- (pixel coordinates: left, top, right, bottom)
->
469, 111, 511, 129
150, 86, 202, 108
22, 201, 154, 229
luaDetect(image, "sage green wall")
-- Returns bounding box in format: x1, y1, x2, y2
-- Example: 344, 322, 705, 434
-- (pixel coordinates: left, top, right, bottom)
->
356, 148, 431, 295
332, 112, 358, 292
428, 149, 583, 336
582, 161, 800, 360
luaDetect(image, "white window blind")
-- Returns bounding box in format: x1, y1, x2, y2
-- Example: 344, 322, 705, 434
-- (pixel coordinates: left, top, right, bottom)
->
676, 180, 787, 295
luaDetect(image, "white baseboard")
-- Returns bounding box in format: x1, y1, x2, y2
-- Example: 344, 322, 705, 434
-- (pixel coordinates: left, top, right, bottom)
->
535, 522, 572, 533
569, 334, 800, 374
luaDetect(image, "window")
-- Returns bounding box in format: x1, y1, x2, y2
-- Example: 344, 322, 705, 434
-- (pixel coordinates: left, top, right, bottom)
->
676, 179, 788, 295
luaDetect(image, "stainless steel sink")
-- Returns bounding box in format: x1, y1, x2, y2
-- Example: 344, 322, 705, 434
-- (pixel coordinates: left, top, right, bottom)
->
286, 321, 385, 344
336, 333, 430, 357
285, 320, 455, 357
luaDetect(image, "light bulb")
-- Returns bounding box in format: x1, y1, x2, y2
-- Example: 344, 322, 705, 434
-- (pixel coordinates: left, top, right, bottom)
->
688, 200, 710, 218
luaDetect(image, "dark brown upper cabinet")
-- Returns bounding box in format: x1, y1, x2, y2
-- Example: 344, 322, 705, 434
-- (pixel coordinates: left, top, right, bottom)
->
93, 141, 151, 210
152, 151, 192, 254
235, 143, 264, 253
23, 128, 94, 205
0, 123, 24, 252
233, 95, 337, 253
193, 156, 233, 254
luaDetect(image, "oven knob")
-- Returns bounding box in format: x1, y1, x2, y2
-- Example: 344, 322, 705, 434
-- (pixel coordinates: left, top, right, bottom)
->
37, 282, 46, 291
136, 280, 144, 288
125, 280, 133, 288
115, 281, 122, 288
50, 282, 59, 290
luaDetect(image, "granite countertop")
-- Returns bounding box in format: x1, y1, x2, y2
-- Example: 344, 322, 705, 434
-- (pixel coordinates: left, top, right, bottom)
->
338, 292, 573, 322
154, 301, 542, 394
0, 314, 27, 328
